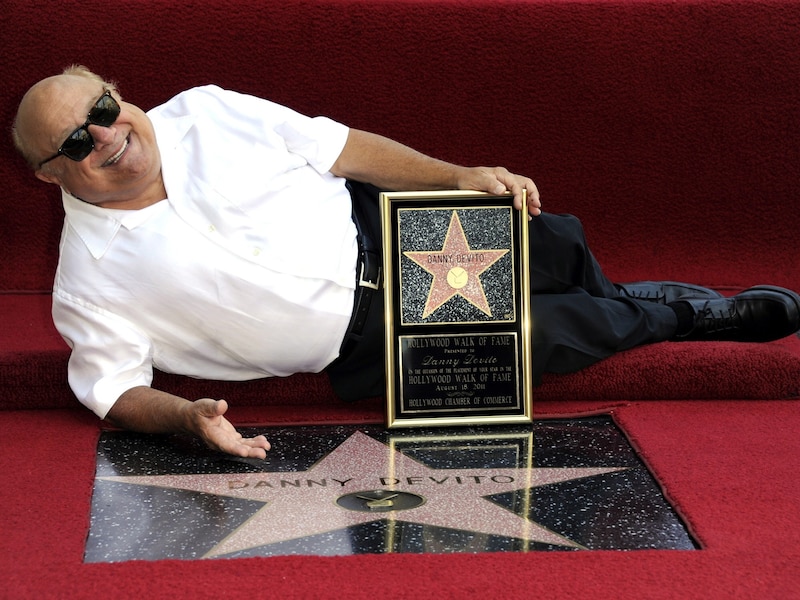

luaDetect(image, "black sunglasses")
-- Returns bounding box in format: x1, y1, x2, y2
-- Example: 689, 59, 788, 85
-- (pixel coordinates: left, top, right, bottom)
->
38, 90, 121, 167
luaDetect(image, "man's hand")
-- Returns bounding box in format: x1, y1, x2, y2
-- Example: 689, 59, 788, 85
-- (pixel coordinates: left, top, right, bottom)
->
186, 398, 271, 459
107, 386, 271, 459
457, 166, 542, 217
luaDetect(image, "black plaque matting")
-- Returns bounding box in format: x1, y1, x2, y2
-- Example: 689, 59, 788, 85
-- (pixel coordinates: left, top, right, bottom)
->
380, 191, 532, 427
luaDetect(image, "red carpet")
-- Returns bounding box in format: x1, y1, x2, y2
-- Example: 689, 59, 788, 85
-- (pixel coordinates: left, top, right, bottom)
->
2, 0, 800, 595
3, 399, 799, 598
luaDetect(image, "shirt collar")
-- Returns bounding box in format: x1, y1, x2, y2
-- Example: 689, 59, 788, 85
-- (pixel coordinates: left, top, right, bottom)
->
61, 190, 122, 260
149, 110, 196, 207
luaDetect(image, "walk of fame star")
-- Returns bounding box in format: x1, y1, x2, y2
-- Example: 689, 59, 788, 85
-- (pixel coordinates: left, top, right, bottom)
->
403, 211, 509, 319
97, 431, 625, 558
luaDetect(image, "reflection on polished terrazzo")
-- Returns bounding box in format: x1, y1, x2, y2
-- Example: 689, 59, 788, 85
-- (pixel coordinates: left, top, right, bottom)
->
85, 417, 697, 562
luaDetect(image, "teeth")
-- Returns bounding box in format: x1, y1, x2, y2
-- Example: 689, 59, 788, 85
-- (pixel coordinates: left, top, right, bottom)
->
105, 138, 129, 166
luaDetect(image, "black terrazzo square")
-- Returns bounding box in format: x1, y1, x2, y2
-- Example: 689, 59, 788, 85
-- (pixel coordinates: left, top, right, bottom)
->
85, 417, 697, 562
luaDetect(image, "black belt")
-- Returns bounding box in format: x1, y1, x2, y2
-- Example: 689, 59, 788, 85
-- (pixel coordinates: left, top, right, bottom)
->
340, 190, 382, 355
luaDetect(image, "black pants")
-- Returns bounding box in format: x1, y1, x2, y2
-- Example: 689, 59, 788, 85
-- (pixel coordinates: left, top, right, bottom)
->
326, 182, 677, 400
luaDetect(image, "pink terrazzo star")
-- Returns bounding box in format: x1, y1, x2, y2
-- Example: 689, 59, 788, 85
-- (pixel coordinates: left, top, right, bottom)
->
100, 431, 626, 557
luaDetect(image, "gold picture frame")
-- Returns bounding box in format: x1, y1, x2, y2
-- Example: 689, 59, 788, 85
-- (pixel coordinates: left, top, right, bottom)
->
380, 191, 533, 428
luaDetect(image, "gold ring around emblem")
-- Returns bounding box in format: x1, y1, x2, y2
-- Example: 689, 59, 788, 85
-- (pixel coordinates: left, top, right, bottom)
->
446, 266, 468, 289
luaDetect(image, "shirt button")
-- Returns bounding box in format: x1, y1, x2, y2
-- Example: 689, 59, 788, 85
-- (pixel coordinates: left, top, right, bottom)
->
208, 225, 216, 233
252, 248, 261, 256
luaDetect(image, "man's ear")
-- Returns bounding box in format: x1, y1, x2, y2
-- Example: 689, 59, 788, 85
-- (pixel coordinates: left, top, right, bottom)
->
35, 169, 61, 185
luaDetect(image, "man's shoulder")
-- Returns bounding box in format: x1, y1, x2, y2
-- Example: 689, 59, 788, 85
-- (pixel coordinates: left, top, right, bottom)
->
148, 85, 228, 118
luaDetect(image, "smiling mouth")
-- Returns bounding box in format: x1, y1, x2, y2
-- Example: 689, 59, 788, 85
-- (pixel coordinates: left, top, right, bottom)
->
103, 136, 130, 167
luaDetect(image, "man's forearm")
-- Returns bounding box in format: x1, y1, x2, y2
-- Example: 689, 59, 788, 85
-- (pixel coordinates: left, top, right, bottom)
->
105, 386, 193, 435
329, 129, 541, 217
330, 129, 466, 191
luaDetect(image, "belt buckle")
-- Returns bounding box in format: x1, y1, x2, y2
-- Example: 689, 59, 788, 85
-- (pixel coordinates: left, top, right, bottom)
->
358, 251, 381, 290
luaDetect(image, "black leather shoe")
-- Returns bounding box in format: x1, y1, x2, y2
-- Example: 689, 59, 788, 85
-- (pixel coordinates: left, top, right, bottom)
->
674, 285, 800, 342
616, 281, 723, 304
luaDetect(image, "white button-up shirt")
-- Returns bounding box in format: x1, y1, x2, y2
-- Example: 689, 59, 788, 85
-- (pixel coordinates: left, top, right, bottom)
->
52, 86, 358, 418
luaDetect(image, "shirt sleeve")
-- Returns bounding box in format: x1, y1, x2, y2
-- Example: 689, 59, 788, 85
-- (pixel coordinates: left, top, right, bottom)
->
52, 288, 154, 419
274, 114, 349, 174
154, 85, 350, 175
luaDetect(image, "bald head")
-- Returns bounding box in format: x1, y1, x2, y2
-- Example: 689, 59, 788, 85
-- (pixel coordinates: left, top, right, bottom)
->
13, 66, 117, 169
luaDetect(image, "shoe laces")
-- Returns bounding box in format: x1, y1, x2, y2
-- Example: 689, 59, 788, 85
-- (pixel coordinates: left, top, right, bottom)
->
624, 289, 665, 302
694, 300, 741, 333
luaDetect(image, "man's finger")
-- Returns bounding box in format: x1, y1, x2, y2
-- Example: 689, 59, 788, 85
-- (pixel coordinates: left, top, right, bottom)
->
242, 435, 271, 451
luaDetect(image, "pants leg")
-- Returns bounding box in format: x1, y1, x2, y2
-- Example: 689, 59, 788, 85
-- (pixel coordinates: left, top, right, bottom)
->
529, 211, 620, 297
528, 213, 677, 380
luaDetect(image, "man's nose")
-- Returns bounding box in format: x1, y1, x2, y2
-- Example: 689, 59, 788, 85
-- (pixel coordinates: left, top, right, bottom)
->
87, 123, 117, 147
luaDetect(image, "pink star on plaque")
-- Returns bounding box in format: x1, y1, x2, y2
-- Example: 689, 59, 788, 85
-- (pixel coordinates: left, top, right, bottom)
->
404, 211, 508, 318
98, 431, 626, 557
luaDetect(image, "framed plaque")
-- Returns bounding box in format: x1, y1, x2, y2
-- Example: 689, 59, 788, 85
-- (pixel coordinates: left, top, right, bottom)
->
380, 190, 533, 428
